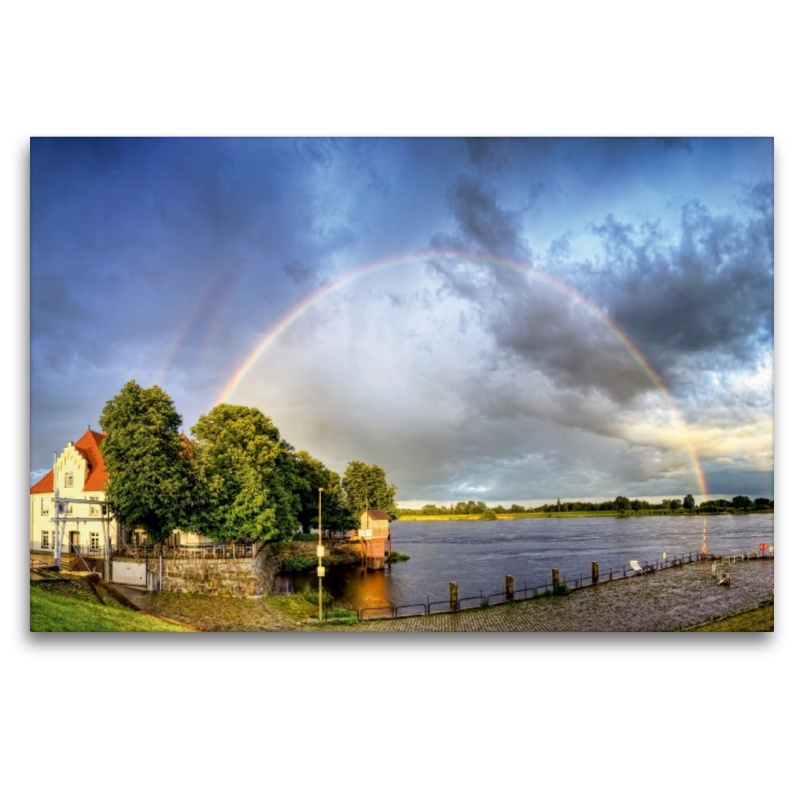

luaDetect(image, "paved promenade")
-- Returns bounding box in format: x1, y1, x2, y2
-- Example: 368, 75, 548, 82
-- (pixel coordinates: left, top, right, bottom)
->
325, 557, 774, 632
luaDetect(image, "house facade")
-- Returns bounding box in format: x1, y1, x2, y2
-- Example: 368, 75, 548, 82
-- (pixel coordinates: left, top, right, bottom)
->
30, 428, 215, 559
29, 428, 122, 556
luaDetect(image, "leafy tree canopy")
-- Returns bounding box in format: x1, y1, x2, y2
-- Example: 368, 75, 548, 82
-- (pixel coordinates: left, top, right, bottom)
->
99, 380, 194, 543
295, 450, 352, 533
683, 494, 696, 509
342, 461, 398, 521
190, 404, 301, 542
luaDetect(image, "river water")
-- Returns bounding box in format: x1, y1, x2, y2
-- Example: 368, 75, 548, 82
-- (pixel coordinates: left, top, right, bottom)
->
288, 514, 774, 612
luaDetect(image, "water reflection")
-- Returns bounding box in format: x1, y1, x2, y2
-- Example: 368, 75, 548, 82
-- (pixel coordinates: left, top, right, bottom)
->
291, 565, 399, 611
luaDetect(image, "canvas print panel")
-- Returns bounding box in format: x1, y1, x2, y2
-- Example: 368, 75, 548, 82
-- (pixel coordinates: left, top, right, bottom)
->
29, 137, 774, 632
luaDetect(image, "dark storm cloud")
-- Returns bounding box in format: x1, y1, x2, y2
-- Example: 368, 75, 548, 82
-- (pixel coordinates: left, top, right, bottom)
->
598, 188, 774, 372
465, 137, 557, 174
446, 175, 531, 261
426, 170, 773, 414
428, 175, 654, 402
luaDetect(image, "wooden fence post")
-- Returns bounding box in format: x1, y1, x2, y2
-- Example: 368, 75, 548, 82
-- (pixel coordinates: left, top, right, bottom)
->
551, 568, 560, 589
592, 562, 599, 585
505, 575, 514, 601
449, 582, 458, 611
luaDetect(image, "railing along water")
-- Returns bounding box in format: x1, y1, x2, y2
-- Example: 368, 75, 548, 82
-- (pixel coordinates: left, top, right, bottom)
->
317, 549, 772, 622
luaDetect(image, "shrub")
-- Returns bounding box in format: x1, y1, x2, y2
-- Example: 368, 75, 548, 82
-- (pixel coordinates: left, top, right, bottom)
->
388, 551, 410, 562
281, 556, 316, 573
325, 607, 358, 626
553, 583, 572, 596
281, 555, 331, 572
302, 583, 333, 606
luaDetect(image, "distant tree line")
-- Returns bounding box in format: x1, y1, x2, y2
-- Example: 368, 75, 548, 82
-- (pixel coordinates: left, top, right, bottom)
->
99, 380, 398, 544
399, 494, 773, 516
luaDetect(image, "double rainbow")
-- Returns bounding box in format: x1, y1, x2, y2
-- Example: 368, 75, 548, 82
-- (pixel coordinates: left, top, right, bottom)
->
214, 249, 708, 500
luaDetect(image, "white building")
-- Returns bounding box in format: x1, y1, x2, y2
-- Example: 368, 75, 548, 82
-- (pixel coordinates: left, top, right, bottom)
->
30, 428, 122, 557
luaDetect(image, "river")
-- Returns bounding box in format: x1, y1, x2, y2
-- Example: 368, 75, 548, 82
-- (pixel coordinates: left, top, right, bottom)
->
288, 514, 774, 612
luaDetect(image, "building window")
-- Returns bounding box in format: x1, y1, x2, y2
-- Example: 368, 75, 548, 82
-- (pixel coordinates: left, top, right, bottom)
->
41, 530, 50, 549
41, 499, 49, 515
91, 532, 100, 551
89, 497, 99, 516
65, 473, 74, 488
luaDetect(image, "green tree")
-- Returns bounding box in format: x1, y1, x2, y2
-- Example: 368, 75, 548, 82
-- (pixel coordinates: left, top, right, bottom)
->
342, 461, 398, 521
615, 496, 631, 511
295, 450, 351, 534
99, 380, 194, 543
732, 495, 752, 509
669, 498, 682, 510
190, 405, 301, 542
683, 494, 696, 510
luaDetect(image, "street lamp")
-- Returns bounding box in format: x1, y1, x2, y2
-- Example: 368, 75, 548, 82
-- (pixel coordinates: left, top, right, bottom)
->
317, 488, 324, 622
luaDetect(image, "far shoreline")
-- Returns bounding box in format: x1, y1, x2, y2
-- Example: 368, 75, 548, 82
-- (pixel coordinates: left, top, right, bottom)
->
396, 510, 775, 521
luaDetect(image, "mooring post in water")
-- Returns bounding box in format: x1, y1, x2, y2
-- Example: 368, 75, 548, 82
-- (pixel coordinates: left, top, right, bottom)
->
449, 582, 458, 611
592, 562, 599, 585
552, 568, 560, 589
505, 575, 514, 601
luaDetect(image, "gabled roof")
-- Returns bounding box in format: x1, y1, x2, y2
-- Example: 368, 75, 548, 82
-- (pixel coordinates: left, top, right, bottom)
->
29, 471, 53, 494
76, 429, 107, 491
360, 509, 391, 521
30, 429, 108, 495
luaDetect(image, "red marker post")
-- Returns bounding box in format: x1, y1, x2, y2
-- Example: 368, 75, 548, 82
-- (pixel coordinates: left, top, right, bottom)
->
760, 542, 767, 557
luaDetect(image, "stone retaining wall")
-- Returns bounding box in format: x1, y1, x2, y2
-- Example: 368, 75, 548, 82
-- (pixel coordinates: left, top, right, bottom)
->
154, 540, 361, 598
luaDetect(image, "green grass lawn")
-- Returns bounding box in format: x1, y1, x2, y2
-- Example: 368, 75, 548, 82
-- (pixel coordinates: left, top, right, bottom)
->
683, 602, 774, 632
30, 582, 194, 632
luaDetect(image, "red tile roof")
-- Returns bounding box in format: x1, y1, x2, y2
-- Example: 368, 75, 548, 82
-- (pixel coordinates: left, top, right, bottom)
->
30, 429, 108, 494
29, 471, 53, 494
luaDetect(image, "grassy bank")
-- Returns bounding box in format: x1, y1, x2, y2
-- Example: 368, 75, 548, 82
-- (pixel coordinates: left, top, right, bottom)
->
681, 601, 774, 632
30, 582, 193, 632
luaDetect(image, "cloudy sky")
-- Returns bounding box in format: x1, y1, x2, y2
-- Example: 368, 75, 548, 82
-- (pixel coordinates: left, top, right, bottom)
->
30, 137, 773, 505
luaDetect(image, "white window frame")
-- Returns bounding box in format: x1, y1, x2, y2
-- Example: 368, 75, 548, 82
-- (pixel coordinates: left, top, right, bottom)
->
65, 472, 74, 488
41, 530, 50, 549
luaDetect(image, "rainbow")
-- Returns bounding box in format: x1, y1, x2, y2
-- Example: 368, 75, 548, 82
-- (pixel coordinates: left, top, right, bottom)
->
156, 259, 236, 386
215, 249, 708, 500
